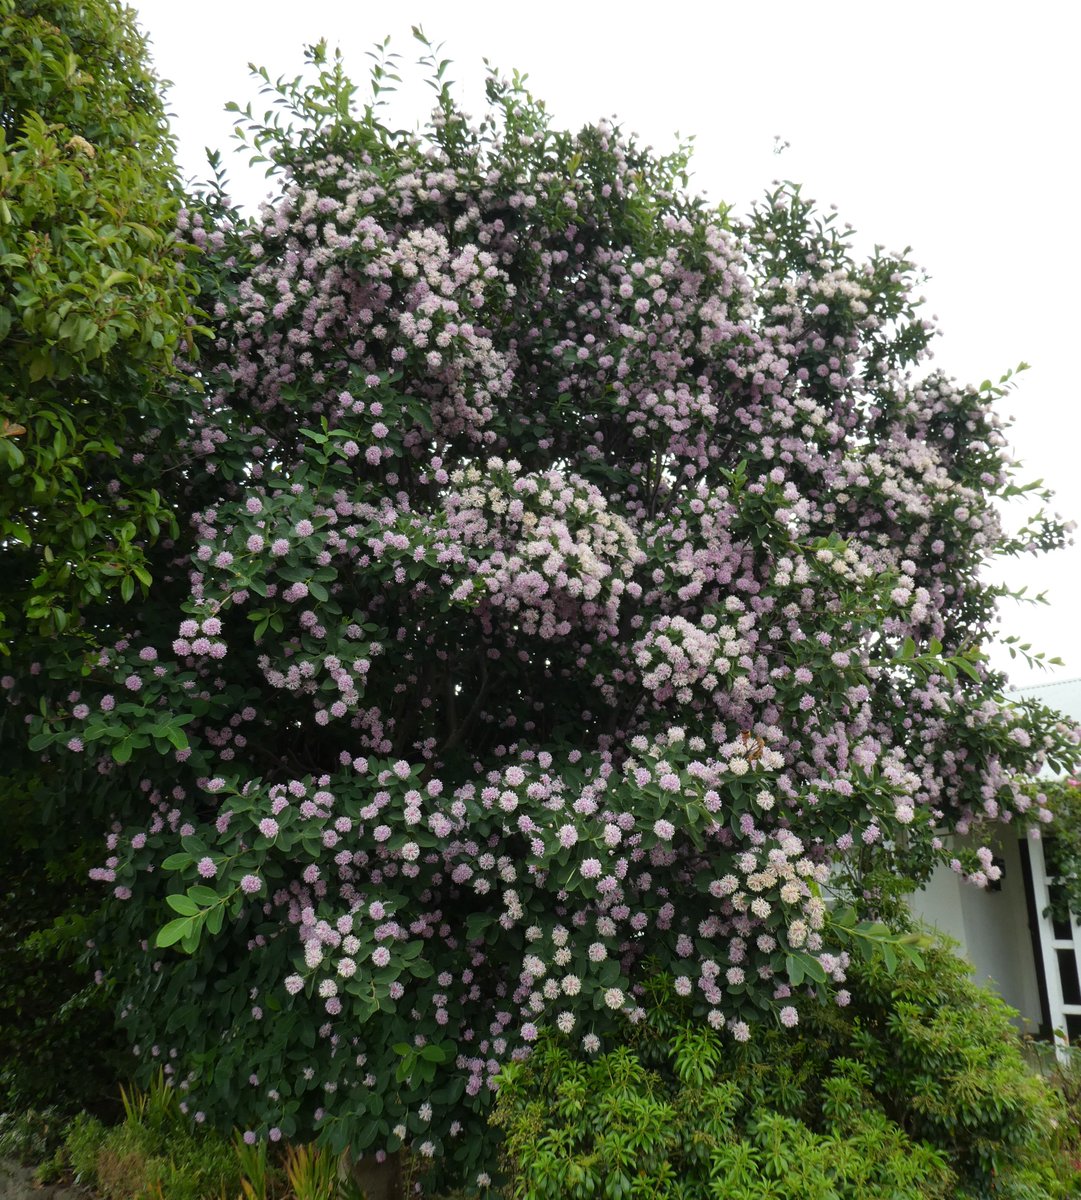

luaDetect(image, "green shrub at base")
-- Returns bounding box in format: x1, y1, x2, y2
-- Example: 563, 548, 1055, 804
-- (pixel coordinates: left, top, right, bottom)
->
832, 944, 1076, 1195
492, 945, 1081, 1200
63, 1074, 242, 1200
0, 1105, 68, 1170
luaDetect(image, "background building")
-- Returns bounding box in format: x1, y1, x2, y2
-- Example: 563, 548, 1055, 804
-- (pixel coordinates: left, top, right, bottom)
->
910, 678, 1081, 1044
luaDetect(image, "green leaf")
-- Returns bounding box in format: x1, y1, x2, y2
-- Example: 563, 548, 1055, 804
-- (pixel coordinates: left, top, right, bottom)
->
188, 885, 220, 907
793, 952, 827, 984
901, 944, 926, 970
952, 656, 982, 682
165, 893, 199, 916
156, 917, 193, 948
161, 853, 192, 870
180, 925, 202, 954
597, 959, 620, 987
165, 725, 189, 751
831, 906, 856, 930
465, 913, 494, 941
28, 353, 51, 383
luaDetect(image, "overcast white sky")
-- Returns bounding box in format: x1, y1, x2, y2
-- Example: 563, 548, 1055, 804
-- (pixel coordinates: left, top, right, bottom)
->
132, 0, 1080, 688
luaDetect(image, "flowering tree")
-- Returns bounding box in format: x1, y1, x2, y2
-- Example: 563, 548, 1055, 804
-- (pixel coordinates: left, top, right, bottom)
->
5, 35, 1079, 1190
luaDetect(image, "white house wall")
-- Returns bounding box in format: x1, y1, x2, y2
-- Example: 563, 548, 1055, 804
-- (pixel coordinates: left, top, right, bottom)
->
909, 833, 1043, 1031
909, 676, 1081, 1043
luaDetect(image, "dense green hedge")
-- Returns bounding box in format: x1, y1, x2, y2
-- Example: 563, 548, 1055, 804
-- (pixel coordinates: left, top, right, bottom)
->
492, 946, 1081, 1200
0, 774, 124, 1114
0, 0, 196, 650
0, 0, 196, 1117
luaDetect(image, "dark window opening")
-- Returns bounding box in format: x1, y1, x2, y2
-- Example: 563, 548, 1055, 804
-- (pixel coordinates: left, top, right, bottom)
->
1056, 949, 1081, 1007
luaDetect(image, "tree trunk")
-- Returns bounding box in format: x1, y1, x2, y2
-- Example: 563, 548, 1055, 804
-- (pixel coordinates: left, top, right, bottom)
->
342, 1149, 403, 1200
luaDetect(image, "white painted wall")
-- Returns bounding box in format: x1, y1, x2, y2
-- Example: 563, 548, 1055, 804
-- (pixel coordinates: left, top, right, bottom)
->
909, 833, 1043, 1031
909, 677, 1081, 1036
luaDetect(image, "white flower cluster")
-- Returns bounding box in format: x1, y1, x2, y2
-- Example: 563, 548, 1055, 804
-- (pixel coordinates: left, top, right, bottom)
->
444, 460, 645, 639
632, 614, 747, 703
710, 828, 829, 945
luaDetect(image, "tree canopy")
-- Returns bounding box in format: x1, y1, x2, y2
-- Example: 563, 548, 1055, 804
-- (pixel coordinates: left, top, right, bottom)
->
3, 33, 1078, 1192
0, 0, 195, 650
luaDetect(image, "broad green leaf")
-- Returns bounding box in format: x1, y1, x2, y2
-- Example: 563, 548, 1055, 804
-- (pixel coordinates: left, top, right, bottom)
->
156, 917, 193, 948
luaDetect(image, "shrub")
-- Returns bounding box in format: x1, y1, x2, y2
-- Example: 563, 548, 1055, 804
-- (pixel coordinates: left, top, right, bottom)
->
833, 946, 1072, 1194
0, 0, 197, 648
0, 0, 193, 1119
0, 774, 124, 1114
1027, 1041, 1081, 1177
0, 1105, 67, 1168
493, 947, 1081, 1200
63, 1074, 242, 1200
5, 31, 1078, 1192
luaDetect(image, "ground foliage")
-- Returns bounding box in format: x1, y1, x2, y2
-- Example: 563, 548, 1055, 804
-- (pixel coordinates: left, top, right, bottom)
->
493, 948, 1081, 1200
3, 29, 1080, 1191
64, 1074, 242, 1200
